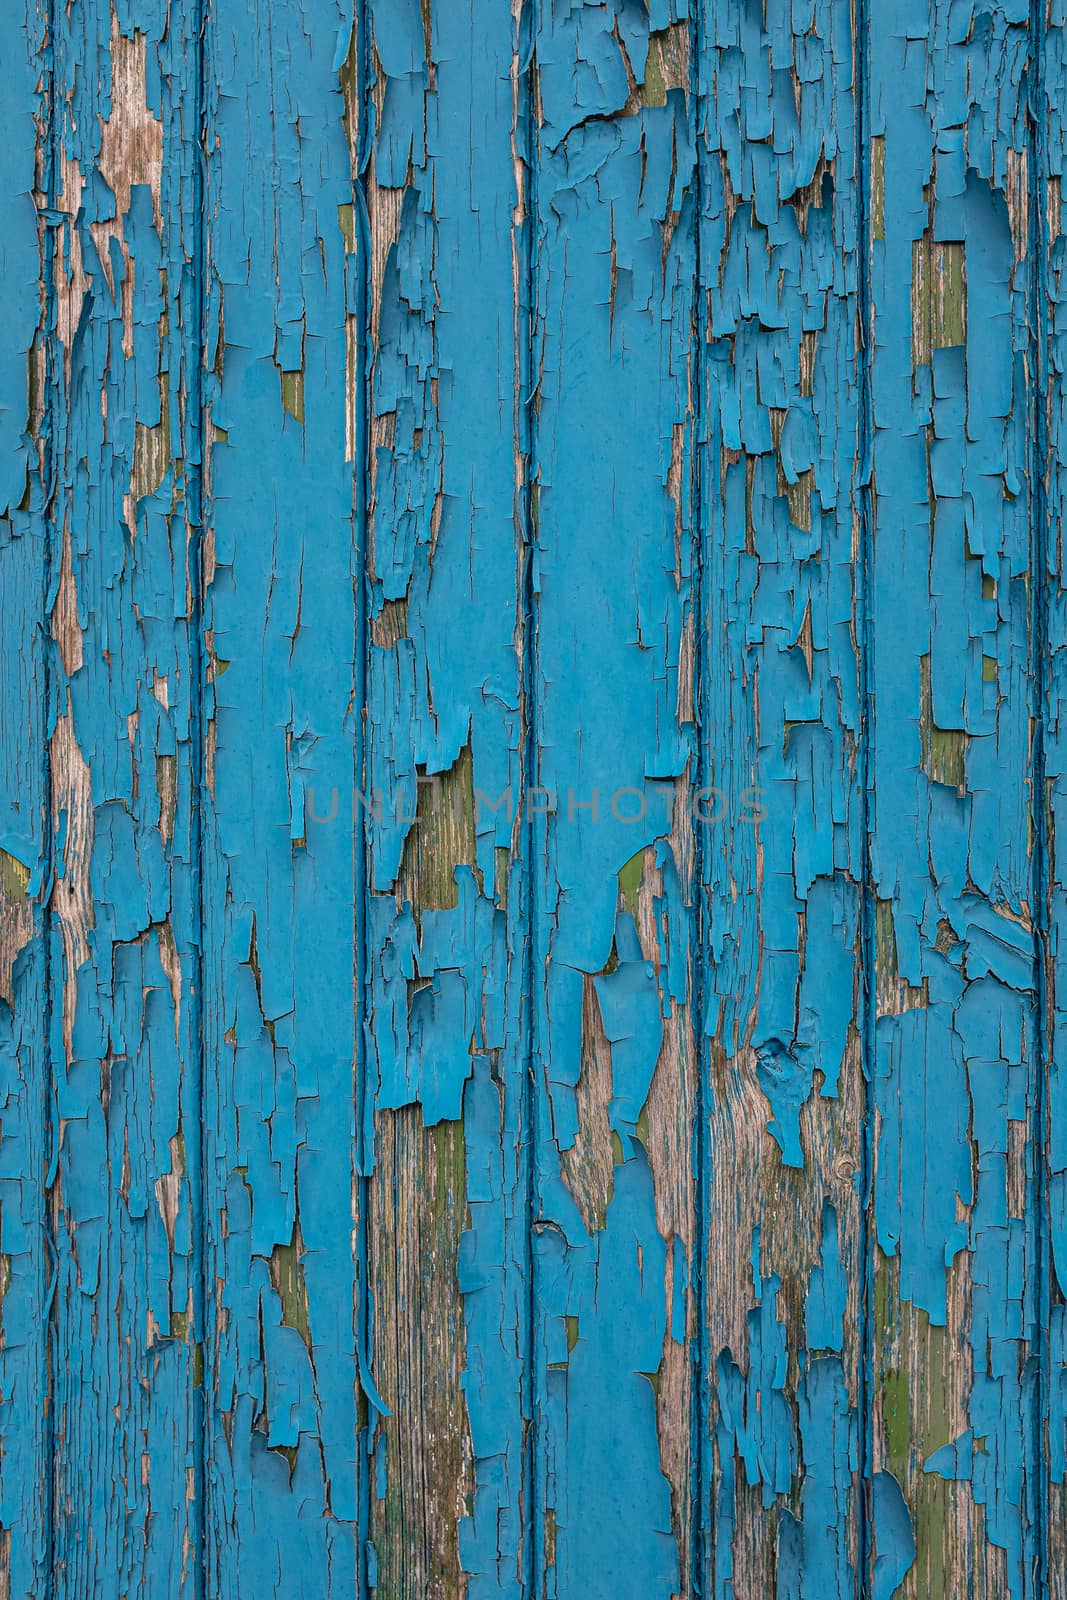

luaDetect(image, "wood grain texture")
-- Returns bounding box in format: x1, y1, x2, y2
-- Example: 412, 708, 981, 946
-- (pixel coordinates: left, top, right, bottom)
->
0, 0, 1063, 1595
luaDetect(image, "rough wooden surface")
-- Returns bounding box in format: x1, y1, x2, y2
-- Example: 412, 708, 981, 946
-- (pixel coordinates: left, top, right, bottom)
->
0, 0, 1062, 1596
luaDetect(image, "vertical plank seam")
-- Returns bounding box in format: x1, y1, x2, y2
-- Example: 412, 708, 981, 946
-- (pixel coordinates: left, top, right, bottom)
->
690, 0, 710, 1593
520, 1, 542, 1590
40, 0, 59, 1588
1027, 0, 1052, 1591
191, 0, 210, 1590
353, 0, 372, 1588
355, 0, 371, 1587
854, 0, 876, 1588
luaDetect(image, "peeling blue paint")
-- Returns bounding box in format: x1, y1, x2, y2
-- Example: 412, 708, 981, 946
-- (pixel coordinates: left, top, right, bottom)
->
0, 0, 1063, 1595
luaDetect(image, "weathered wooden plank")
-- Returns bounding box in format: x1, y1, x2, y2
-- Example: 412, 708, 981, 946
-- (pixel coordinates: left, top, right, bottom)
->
697, 3, 867, 1594
0, 5, 51, 1593
1041, 6, 1067, 1595
362, 1, 532, 1592
529, 7, 699, 1595
44, 2, 204, 1590
200, 3, 362, 1590
867, 3, 1042, 1594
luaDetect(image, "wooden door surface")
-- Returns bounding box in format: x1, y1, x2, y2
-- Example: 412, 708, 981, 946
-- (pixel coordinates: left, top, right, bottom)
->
0, 0, 1064, 1595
